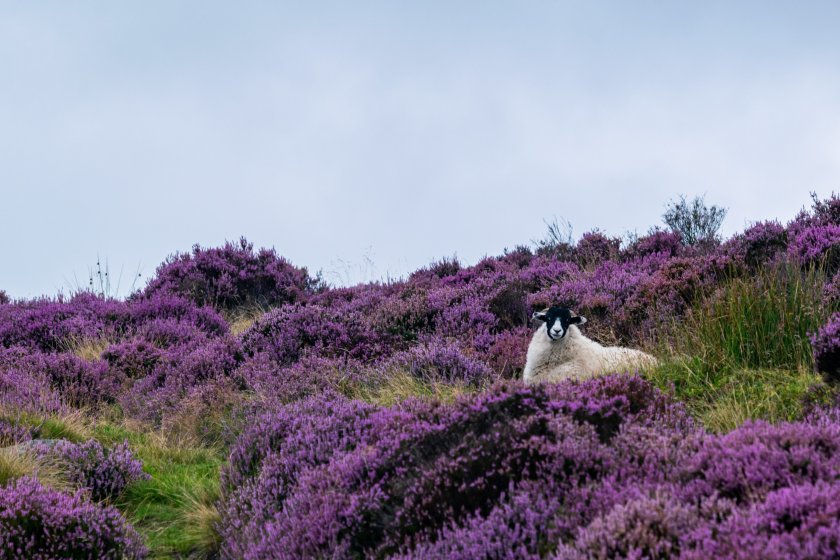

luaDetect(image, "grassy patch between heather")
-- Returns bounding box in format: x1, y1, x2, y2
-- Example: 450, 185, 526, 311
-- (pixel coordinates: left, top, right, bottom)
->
645, 358, 823, 432
93, 421, 224, 559
339, 370, 481, 406
646, 263, 835, 432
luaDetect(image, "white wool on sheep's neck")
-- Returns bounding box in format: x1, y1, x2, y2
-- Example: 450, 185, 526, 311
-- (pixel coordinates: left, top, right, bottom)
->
523, 323, 656, 385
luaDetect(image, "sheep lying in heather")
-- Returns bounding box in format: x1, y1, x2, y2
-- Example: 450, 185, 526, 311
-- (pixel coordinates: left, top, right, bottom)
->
523, 306, 657, 385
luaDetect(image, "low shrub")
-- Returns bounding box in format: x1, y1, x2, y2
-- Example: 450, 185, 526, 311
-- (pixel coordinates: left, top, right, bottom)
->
0, 477, 146, 559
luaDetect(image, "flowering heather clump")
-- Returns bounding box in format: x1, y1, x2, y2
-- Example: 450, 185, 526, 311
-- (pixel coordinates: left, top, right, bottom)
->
686, 482, 840, 560
219, 376, 693, 558
387, 340, 496, 384
240, 303, 391, 365
0, 418, 31, 446
0, 293, 128, 352
622, 229, 684, 261
142, 237, 316, 310
118, 335, 241, 424
788, 224, 840, 273
678, 419, 840, 503
812, 313, 840, 384
485, 326, 531, 378
36, 439, 148, 502
216, 374, 840, 558
0, 291, 9, 305
0, 350, 63, 414
572, 489, 700, 559
726, 221, 788, 267
576, 230, 621, 267
128, 293, 229, 337
234, 353, 349, 404
0, 477, 146, 559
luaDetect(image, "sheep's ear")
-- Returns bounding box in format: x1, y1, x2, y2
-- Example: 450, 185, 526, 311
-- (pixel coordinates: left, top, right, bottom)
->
570, 315, 587, 325
532, 311, 547, 322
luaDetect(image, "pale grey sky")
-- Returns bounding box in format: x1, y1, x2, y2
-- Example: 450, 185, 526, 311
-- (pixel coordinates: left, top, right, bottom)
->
1, 1, 839, 297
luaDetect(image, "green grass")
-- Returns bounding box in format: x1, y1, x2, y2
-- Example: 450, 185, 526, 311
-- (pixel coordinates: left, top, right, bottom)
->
645, 357, 823, 432
92, 421, 225, 559
645, 263, 836, 432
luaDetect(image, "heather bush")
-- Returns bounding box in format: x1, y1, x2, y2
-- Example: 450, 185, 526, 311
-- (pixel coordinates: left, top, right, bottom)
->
0, 477, 146, 559
812, 312, 840, 384
142, 237, 316, 310
788, 224, 840, 273
0, 291, 8, 305
622, 229, 684, 261
725, 221, 788, 268
576, 230, 621, 268
686, 482, 840, 560
0, 293, 128, 352
572, 489, 700, 559
0, 418, 30, 447
35, 439, 148, 502
220, 376, 692, 558
0, 360, 63, 415
118, 335, 241, 424
234, 353, 348, 405
240, 303, 391, 364
386, 340, 496, 385
678, 419, 840, 504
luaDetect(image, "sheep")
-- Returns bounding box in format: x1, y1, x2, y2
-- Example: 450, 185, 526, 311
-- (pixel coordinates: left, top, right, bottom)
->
522, 306, 657, 385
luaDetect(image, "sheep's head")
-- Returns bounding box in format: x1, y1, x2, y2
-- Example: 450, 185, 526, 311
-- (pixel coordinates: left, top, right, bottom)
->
532, 306, 587, 340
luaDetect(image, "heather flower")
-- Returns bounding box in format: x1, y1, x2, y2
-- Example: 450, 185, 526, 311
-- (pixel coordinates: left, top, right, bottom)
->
386, 340, 496, 384
0, 351, 63, 414
678, 419, 840, 504
0, 477, 146, 559
811, 313, 840, 384
0, 418, 31, 446
685, 482, 840, 560
35, 439, 149, 502
142, 237, 316, 310
725, 221, 788, 267
220, 376, 691, 558
622, 229, 684, 261
788, 224, 840, 273
576, 230, 621, 267
572, 489, 700, 560
240, 303, 390, 365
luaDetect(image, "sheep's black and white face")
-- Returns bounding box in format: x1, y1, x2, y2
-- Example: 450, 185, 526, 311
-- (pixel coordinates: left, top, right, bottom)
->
532, 306, 587, 340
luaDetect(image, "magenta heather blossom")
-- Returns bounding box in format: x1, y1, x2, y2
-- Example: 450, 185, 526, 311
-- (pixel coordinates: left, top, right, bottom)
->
576, 230, 621, 267
386, 340, 496, 384
788, 224, 840, 272
812, 313, 840, 384
725, 221, 788, 267
219, 376, 693, 558
0, 477, 146, 559
35, 439, 149, 502
622, 229, 684, 261
141, 237, 317, 310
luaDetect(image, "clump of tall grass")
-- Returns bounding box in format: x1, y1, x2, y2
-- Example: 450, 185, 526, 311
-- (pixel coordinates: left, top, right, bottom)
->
647, 262, 835, 431
675, 263, 833, 372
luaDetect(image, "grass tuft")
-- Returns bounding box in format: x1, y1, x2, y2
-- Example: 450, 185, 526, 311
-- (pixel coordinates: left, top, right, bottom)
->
647, 263, 835, 431
62, 337, 112, 361
339, 370, 480, 406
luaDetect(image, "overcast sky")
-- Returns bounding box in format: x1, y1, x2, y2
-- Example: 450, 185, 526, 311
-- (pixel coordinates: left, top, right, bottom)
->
1, 1, 840, 297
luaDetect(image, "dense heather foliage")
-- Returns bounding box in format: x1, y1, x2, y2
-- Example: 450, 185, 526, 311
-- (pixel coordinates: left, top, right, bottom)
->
0, 477, 146, 559
2, 195, 840, 556
35, 439, 149, 502
141, 237, 317, 310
